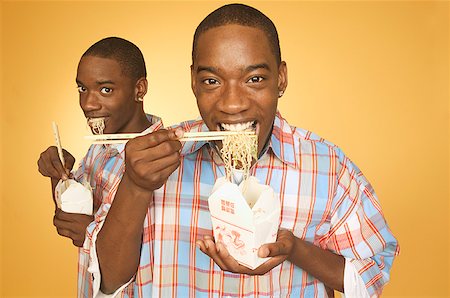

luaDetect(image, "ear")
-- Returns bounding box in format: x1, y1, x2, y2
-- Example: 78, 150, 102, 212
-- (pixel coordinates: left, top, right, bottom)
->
190, 64, 198, 97
135, 77, 148, 100
277, 61, 288, 95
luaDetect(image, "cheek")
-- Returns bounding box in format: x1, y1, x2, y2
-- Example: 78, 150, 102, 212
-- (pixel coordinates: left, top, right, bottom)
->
197, 98, 214, 116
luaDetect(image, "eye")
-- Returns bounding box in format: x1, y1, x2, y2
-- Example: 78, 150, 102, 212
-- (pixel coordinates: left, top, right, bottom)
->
247, 76, 264, 83
100, 87, 112, 94
203, 78, 219, 85
77, 86, 86, 93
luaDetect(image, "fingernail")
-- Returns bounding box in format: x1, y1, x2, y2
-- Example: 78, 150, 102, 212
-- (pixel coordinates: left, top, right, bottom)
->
62, 174, 68, 180
216, 242, 223, 253
174, 128, 184, 139
258, 247, 269, 258
195, 241, 201, 249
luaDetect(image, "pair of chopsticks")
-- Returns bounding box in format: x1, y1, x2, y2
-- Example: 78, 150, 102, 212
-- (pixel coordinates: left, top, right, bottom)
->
84, 130, 256, 145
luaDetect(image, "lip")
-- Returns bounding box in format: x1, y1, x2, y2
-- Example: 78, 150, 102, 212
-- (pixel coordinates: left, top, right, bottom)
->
86, 115, 107, 120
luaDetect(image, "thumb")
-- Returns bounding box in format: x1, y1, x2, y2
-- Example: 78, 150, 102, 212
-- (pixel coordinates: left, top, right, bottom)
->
168, 127, 184, 140
258, 239, 292, 258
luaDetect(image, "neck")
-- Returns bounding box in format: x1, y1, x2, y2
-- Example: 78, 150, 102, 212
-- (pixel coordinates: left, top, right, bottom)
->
119, 111, 151, 134
134, 112, 152, 132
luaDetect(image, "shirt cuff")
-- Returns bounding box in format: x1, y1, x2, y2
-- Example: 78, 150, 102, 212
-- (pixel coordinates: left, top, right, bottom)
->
87, 217, 134, 297
343, 258, 373, 298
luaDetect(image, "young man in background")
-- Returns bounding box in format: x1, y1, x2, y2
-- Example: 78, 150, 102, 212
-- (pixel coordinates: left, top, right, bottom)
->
37, 37, 162, 297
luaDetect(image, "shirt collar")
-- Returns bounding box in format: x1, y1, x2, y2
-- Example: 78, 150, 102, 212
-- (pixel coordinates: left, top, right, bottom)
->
179, 117, 212, 156
179, 112, 299, 169
267, 111, 299, 169
99, 113, 163, 158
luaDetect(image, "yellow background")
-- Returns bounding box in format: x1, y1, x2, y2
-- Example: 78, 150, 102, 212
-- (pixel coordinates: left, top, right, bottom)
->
1, 1, 449, 297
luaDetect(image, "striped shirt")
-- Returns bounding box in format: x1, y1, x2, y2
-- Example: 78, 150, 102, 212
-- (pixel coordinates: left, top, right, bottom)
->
74, 114, 163, 298
84, 112, 399, 297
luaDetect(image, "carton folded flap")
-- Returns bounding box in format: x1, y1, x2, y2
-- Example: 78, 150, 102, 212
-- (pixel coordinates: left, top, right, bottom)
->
55, 179, 93, 215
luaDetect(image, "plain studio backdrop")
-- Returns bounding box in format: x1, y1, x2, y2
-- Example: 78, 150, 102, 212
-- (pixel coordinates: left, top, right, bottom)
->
1, 1, 449, 297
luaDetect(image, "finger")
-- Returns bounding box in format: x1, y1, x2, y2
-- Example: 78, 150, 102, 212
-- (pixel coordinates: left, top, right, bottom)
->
204, 240, 229, 271
55, 226, 72, 239
140, 151, 180, 174
215, 242, 251, 273
49, 152, 69, 180
38, 151, 62, 179
258, 231, 294, 258
62, 149, 75, 172
53, 213, 73, 231
130, 145, 181, 169
259, 242, 291, 258
55, 208, 93, 223
251, 255, 286, 275
37, 157, 52, 177
167, 127, 184, 140
72, 239, 84, 247
195, 240, 208, 253
130, 156, 180, 188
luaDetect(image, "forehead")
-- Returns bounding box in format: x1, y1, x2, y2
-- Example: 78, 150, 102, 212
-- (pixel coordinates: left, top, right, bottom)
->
77, 56, 125, 80
194, 24, 277, 68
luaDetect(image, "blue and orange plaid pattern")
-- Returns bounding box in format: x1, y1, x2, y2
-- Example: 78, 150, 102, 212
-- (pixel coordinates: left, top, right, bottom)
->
73, 115, 162, 298
80, 112, 399, 297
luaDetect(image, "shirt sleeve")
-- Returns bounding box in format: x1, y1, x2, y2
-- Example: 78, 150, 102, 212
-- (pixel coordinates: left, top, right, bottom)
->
325, 149, 400, 297
82, 168, 137, 297
343, 258, 371, 298
85, 203, 134, 298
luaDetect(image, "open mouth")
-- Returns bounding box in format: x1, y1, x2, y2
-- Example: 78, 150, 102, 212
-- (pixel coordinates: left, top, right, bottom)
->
219, 121, 257, 132
87, 117, 106, 135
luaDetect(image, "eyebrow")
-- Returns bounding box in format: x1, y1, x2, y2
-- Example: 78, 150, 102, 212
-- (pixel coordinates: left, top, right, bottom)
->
245, 63, 271, 72
196, 63, 271, 74
75, 79, 115, 85
196, 66, 218, 74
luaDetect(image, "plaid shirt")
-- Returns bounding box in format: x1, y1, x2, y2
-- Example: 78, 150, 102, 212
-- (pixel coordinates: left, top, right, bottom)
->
83, 112, 399, 297
74, 115, 163, 298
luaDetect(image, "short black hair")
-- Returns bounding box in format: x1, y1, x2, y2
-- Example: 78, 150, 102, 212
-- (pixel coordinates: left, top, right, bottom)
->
192, 3, 281, 65
82, 37, 146, 80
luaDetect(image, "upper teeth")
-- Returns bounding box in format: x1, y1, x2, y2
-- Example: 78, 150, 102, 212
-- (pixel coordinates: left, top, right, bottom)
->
220, 121, 255, 131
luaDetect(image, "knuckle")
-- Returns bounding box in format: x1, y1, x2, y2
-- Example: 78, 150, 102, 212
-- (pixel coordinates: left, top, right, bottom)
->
134, 166, 148, 179
160, 142, 172, 152
148, 172, 162, 184
124, 141, 134, 153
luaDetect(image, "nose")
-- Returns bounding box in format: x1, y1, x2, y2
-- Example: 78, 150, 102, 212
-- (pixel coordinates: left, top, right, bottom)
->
80, 91, 101, 113
218, 83, 250, 115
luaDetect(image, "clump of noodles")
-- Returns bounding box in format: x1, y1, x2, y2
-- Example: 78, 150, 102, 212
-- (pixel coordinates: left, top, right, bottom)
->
87, 118, 105, 135
220, 133, 258, 183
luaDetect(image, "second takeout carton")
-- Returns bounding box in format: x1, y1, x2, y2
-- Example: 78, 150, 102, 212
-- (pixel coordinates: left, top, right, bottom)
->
208, 176, 281, 269
55, 178, 93, 215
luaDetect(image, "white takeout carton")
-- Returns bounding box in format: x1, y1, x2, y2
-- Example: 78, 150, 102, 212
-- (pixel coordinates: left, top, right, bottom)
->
54, 179, 93, 215
208, 176, 280, 269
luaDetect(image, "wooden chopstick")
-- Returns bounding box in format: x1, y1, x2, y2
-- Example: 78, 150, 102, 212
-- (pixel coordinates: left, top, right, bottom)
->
87, 130, 256, 144
52, 121, 65, 167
